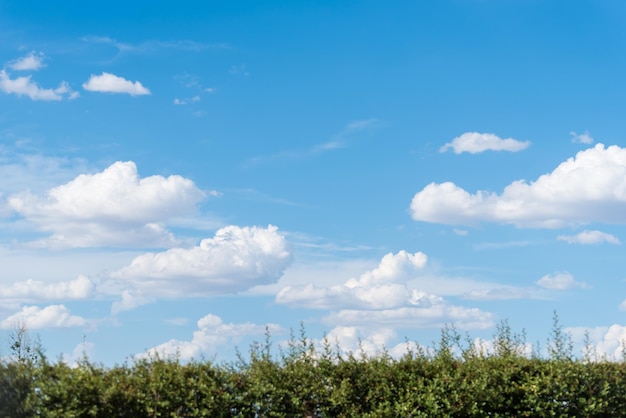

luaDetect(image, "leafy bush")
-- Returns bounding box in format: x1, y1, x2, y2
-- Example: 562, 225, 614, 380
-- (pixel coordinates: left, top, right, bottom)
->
4, 316, 626, 417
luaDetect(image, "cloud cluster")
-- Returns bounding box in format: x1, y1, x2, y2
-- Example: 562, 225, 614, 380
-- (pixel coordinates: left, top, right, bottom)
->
0, 52, 77, 100
140, 313, 280, 361
277, 251, 493, 331
111, 225, 292, 298
7, 161, 206, 248
1, 51, 153, 100
440, 132, 530, 154
83, 72, 151, 96
411, 144, 626, 228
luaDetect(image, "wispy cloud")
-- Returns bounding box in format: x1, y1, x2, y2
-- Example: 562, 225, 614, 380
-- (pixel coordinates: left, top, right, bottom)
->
229, 64, 250, 76
570, 130, 594, 144
227, 188, 304, 207
81, 36, 229, 56
557, 230, 620, 245
8, 51, 46, 71
473, 241, 533, 250
173, 96, 200, 105
244, 118, 378, 167
536, 271, 589, 290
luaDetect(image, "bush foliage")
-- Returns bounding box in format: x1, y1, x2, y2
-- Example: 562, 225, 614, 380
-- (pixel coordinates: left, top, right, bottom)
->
2, 316, 626, 417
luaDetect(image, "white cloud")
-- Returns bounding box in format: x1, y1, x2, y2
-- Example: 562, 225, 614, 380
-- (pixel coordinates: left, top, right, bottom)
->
8, 161, 205, 248
0, 275, 95, 302
324, 305, 493, 330
0, 70, 74, 101
471, 336, 533, 357
164, 317, 189, 326
536, 271, 588, 290
173, 96, 200, 106
463, 287, 536, 300
440, 132, 530, 154
0, 305, 87, 329
249, 258, 377, 297
110, 290, 154, 315
277, 250, 493, 330
111, 225, 292, 298
570, 130, 594, 144
617, 299, 626, 312
557, 230, 620, 245
82, 36, 228, 55
323, 326, 397, 357
139, 313, 280, 361
411, 144, 626, 228
567, 325, 626, 361
277, 251, 427, 309
82, 72, 150, 95
65, 341, 96, 367
8, 52, 46, 71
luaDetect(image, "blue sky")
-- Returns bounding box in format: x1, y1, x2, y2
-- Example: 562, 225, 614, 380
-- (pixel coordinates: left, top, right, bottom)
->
2, 0, 626, 364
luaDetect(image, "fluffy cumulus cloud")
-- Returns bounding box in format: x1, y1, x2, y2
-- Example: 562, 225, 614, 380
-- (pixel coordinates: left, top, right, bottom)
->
0, 305, 87, 329
83, 72, 151, 95
140, 313, 280, 361
411, 144, 626, 228
557, 230, 620, 245
111, 225, 292, 298
535, 271, 588, 290
0, 275, 95, 303
277, 251, 428, 310
7, 161, 205, 248
277, 251, 492, 330
440, 132, 530, 154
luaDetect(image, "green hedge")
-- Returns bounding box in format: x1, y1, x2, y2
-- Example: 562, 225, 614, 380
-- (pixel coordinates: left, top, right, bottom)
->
3, 318, 626, 417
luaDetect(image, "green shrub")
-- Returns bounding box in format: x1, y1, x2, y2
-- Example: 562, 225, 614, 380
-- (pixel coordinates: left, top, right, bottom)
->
4, 316, 626, 417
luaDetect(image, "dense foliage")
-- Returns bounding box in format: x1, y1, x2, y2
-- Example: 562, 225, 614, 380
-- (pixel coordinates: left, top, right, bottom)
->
3, 317, 626, 417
